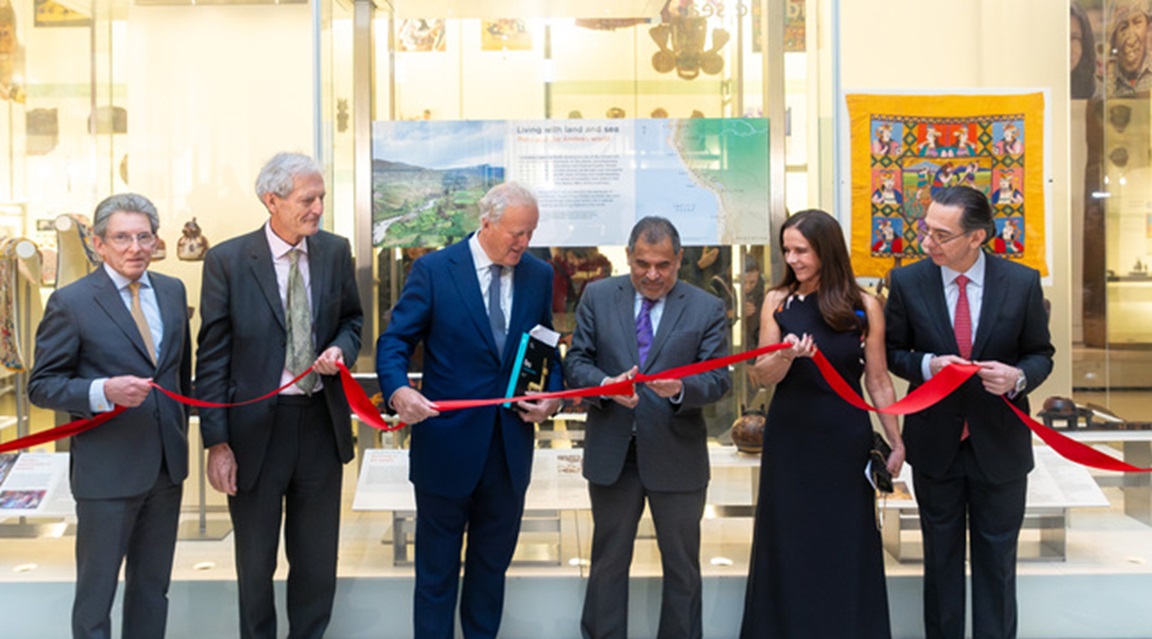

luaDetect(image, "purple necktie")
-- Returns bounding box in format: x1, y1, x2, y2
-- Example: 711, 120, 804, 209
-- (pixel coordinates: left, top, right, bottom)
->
636, 297, 655, 365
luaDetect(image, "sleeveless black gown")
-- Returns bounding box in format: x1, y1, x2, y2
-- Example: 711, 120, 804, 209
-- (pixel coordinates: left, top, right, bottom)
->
740, 292, 891, 638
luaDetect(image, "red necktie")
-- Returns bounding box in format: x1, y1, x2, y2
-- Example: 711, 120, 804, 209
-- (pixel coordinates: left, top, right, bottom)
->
954, 275, 971, 440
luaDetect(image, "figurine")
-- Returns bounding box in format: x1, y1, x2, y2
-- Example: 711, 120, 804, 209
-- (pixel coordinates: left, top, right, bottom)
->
649, 8, 729, 80
176, 217, 210, 261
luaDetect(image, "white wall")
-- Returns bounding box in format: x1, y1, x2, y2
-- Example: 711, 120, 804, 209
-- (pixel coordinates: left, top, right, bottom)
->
840, 0, 1072, 398
127, 4, 314, 331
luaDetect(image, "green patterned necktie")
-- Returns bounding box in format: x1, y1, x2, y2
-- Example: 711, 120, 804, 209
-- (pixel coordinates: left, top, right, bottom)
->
285, 248, 317, 394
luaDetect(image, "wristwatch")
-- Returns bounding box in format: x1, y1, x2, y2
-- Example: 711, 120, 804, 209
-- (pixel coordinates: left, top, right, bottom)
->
1014, 368, 1027, 394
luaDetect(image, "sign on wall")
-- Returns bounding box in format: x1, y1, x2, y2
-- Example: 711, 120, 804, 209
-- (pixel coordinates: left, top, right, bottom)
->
370, 118, 770, 248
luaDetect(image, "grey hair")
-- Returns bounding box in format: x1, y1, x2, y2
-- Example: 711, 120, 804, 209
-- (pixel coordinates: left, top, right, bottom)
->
477, 182, 538, 223
255, 152, 322, 200
628, 216, 682, 254
93, 193, 160, 236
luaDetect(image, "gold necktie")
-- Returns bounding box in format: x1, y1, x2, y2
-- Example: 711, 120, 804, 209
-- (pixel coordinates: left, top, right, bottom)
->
128, 281, 156, 365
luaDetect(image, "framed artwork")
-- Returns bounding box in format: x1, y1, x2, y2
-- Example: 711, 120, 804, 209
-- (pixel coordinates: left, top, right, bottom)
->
846, 91, 1047, 277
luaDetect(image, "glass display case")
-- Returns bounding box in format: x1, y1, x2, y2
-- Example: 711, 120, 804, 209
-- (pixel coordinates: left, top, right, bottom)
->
0, 1, 1150, 636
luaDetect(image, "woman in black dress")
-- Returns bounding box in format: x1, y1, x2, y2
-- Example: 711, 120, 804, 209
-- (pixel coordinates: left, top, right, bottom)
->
740, 209, 905, 638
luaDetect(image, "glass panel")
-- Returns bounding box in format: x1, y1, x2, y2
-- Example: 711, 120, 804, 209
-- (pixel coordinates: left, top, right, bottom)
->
369, 2, 788, 438
0, 0, 318, 485
2, 0, 102, 446
358, 0, 807, 575
1074, 0, 1152, 426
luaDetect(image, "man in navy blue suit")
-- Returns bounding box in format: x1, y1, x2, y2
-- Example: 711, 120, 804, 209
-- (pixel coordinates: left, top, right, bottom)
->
376, 182, 563, 639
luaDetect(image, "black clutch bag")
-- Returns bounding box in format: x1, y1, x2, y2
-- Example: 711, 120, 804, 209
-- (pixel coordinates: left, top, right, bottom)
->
869, 433, 894, 494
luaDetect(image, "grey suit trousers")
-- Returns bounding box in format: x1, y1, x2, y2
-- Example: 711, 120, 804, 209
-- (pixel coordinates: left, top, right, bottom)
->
581, 441, 707, 639
73, 467, 182, 639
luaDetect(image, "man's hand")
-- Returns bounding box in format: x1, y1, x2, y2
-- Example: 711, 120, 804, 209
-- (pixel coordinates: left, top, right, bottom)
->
312, 346, 345, 376
391, 386, 440, 424
606, 366, 640, 409
645, 378, 683, 399
516, 397, 562, 424
207, 443, 238, 496
103, 376, 153, 408
928, 354, 971, 378
975, 360, 1023, 396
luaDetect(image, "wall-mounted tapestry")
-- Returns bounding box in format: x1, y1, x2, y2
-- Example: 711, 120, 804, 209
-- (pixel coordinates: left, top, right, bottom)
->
846, 92, 1047, 277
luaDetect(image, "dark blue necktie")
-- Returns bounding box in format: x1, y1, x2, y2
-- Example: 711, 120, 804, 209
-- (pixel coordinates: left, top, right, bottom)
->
488, 264, 506, 353
636, 297, 655, 365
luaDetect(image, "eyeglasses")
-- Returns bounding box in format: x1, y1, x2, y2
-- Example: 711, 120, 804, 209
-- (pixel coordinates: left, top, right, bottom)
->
105, 232, 157, 249
922, 228, 971, 246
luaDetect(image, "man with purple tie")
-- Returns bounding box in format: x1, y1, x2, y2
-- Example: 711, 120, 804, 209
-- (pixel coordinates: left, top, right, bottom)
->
565, 216, 731, 639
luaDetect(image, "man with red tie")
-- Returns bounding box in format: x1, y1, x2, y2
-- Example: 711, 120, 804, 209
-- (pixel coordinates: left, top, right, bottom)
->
885, 185, 1054, 639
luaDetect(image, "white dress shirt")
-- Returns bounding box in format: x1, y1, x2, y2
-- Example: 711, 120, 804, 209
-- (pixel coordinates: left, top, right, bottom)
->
469, 232, 514, 334
920, 250, 986, 381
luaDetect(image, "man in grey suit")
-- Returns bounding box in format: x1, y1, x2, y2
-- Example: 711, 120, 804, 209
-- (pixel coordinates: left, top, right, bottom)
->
29, 193, 191, 639
565, 216, 731, 639
196, 153, 363, 639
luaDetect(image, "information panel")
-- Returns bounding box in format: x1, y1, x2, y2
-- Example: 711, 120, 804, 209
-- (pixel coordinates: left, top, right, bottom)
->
371, 118, 770, 248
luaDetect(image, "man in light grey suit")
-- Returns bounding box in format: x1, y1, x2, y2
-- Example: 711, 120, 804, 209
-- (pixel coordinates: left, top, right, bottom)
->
29, 193, 191, 639
196, 153, 362, 639
565, 216, 731, 639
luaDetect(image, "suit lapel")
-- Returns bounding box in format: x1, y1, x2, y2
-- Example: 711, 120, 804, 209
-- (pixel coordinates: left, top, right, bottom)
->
245, 231, 287, 332
615, 277, 641, 366
307, 233, 327, 339
447, 241, 500, 356
644, 281, 687, 372
507, 259, 536, 358
90, 270, 154, 366
918, 261, 958, 354
972, 254, 1007, 358
153, 275, 184, 370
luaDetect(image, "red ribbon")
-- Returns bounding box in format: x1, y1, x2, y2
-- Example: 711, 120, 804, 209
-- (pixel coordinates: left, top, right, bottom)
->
148, 369, 317, 409
4, 343, 1149, 473
812, 351, 982, 415
0, 406, 127, 454
429, 342, 792, 414
0, 371, 318, 454
1005, 399, 1150, 472
810, 350, 1152, 473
